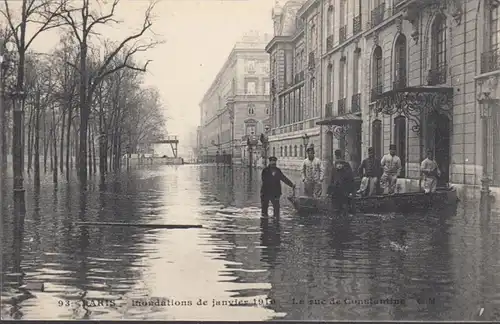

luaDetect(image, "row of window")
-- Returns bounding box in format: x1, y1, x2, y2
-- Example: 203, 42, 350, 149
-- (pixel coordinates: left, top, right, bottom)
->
247, 104, 270, 116
270, 145, 306, 158
272, 86, 305, 128
244, 79, 270, 95
245, 60, 270, 74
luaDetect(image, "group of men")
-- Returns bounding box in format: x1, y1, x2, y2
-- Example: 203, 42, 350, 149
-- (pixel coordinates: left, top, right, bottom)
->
260, 144, 442, 217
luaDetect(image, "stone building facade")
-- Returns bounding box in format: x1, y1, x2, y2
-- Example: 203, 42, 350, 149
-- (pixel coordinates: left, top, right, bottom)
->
266, 0, 321, 171
198, 32, 272, 164
267, 0, 500, 198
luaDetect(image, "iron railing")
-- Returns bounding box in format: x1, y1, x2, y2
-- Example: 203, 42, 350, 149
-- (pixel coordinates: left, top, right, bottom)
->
353, 15, 362, 34
481, 49, 500, 74
351, 93, 361, 113
371, 3, 386, 27
325, 102, 334, 117
339, 25, 347, 43
427, 65, 447, 85
338, 98, 346, 115
308, 51, 315, 69
370, 84, 383, 102
326, 34, 334, 51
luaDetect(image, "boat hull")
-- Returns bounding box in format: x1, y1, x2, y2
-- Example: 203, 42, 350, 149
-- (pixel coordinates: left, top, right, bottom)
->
287, 188, 458, 215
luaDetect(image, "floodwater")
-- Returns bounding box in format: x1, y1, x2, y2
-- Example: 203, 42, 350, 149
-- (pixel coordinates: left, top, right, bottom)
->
1, 164, 500, 321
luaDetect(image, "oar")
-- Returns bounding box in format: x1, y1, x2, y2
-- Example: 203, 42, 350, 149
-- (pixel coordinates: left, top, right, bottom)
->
75, 222, 202, 229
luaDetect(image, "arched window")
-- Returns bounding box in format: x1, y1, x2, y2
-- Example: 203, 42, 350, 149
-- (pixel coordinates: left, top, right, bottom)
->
299, 144, 303, 157
284, 146, 288, 157
248, 104, 255, 115
294, 145, 298, 157
430, 14, 447, 85
371, 46, 383, 101
327, 5, 334, 38
353, 51, 360, 94
280, 146, 283, 157
272, 147, 276, 157
289, 145, 292, 157
483, 1, 500, 72
372, 119, 382, 159
394, 34, 407, 89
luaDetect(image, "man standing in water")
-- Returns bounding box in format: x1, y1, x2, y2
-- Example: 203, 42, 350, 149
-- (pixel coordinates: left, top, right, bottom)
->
420, 148, 441, 194
380, 144, 402, 195
357, 147, 382, 197
261, 156, 296, 217
301, 145, 324, 198
327, 149, 355, 213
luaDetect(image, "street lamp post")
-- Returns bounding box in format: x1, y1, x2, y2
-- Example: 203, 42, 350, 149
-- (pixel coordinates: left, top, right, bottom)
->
260, 125, 270, 166
480, 99, 492, 210
302, 133, 309, 157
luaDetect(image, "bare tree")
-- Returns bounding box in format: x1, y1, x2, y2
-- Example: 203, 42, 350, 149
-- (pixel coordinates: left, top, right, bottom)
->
1, 0, 66, 198
56, 0, 161, 186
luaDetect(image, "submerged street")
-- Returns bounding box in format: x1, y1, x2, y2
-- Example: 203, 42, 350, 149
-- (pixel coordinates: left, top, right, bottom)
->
1, 164, 500, 321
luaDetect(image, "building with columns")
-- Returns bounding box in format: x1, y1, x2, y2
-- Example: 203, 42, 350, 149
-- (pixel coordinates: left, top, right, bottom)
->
198, 31, 272, 164
266, 0, 500, 199
266, 0, 321, 171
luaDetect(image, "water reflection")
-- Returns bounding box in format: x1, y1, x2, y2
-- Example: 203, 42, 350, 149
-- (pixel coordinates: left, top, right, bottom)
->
0, 166, 499, 321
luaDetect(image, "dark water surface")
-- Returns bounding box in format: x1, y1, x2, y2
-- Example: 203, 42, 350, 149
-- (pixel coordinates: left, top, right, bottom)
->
1, 165, 499, 321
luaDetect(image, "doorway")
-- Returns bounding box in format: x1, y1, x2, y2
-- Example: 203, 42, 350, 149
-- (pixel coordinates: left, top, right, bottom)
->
430, 111, 451, 186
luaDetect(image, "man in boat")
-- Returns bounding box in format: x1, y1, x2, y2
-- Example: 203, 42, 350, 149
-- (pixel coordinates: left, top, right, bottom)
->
261, 156, 296, 217
357, 147, 382, 197
380, 144, 402, 195
420, 148, 441, 194
327, 149, 355, 212
301, 144, 324, 198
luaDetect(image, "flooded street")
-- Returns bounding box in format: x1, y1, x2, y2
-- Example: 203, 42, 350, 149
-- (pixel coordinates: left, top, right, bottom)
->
1, 164, 500, 321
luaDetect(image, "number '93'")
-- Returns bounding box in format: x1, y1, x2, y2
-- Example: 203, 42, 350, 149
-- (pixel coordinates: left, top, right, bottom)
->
58, 300, 71, 307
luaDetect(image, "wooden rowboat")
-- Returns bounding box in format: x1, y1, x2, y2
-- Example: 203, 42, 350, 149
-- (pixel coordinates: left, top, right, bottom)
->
287, 187, 459, 215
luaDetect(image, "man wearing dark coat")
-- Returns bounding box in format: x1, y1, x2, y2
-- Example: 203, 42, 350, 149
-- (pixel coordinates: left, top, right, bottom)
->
261, 156, 296, 217
327, 149, 355, 212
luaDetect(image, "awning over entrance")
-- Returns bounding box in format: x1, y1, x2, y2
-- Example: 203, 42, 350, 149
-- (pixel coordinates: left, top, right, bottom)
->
316, 113, 362, 126
373, 86, 453, 135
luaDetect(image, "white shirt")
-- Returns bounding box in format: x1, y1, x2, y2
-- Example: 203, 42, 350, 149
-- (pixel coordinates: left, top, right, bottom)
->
301, 157, 324, 182
381, 154, 402, 176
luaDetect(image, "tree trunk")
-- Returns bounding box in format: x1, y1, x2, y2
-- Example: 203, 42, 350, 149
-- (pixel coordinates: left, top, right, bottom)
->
60, 110, 66, 174
92, 123, 96, 174
27, 109, 33, 174
43, 109, 47, 173
33, 91, 41, 188
88, 123, 92, 177
65, 107, 72, 181
52, 106, 58, 184
78, 43, 89, 187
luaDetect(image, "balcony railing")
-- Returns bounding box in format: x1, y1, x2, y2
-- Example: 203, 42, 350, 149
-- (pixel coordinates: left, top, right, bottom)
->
338, 98, 346, 115
371, 3, 386, 28
294, 70, 305, 84
351, 93, 361, 113
326, 34, 334, 52
308, 51, 315, 68
393, 71, 407, 90
370, 84, 383, 102
325, 102, 334, 117
427, 65, 447, 86
481, 50, 500, 74
339, 25, 347, 43
353, 15, 362, 34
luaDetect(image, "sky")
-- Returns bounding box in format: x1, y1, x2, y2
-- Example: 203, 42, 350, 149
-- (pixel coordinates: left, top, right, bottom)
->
7, 0, 275, 156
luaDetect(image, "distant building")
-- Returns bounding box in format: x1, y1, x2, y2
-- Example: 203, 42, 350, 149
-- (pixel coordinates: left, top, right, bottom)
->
198, 31, 273, 165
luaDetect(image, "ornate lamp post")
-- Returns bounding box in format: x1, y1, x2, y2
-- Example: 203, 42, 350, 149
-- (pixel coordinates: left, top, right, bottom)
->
479, 99, 492, 202
301, 133, 309, 157
260, 125, 270, 166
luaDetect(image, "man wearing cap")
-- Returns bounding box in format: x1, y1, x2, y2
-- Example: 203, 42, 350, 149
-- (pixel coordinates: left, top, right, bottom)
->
301, 145, 324, 198
420, 148, 441, 194
380, 144, 402, 195
327, 149, 355, 213
357, 147, 382, 197
261, 156, 296, 217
